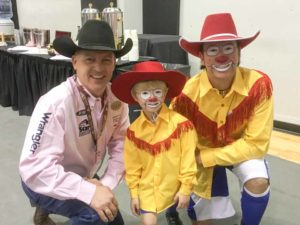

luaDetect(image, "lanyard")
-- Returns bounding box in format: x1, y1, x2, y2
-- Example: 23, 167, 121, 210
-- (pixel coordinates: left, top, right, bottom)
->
75, 77, 108, 152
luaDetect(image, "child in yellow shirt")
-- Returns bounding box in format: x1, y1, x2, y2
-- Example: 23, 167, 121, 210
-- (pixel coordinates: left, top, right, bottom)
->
111, 61, 198, 225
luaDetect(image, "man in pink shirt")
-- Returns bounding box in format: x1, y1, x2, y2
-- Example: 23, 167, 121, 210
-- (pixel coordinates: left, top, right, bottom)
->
19, 20, 132, 225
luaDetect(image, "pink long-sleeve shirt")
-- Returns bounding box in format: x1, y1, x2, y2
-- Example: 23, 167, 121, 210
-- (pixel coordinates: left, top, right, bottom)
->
19, 76, 129, 205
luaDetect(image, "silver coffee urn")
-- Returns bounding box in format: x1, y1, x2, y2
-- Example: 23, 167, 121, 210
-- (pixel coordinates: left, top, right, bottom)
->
101, 2, 124, 50
81, 3, 100, 26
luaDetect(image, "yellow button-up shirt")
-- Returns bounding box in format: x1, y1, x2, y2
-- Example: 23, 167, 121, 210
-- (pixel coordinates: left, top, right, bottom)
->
171, 67, 274, 199
124, 104, 198, 213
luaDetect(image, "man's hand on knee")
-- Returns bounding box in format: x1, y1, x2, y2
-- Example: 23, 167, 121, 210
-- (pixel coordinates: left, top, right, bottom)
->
90, 185, 118, 222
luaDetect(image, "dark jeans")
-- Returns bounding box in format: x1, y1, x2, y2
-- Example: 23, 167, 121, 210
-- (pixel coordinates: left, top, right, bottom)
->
22, 181, 124, 225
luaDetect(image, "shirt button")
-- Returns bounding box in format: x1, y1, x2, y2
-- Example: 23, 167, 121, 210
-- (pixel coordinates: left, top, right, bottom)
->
220, 120, 224, 124
221, 104, 225, 107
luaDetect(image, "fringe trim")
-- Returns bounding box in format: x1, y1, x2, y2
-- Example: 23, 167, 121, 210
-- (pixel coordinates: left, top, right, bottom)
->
173, 94, 219, 145
127, 120, 194, 155
172, 73, 273, 147
222, 72, 273, 138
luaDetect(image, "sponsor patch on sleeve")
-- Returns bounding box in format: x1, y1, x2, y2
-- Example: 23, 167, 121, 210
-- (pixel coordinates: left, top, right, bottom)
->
29, 112, 52, 154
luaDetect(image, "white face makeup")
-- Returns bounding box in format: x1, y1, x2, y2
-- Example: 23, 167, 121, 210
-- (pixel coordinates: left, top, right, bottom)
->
132, 81, 168, 122
136, 88, 164, 100
205, 43, 235, 57
200, 41, 240, 90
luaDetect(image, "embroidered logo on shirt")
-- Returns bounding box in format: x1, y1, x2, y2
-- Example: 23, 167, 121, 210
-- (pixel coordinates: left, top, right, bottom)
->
76, 109, 87, 116
30, 112, 52, 154
79, 119, 90, 136
111, 101, 121, 111
112, 115, 120, 128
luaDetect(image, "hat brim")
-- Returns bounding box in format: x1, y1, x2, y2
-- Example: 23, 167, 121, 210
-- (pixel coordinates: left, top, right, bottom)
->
111, 71, 187, 104
179, 31, 260, 57
53, 36, 133, 58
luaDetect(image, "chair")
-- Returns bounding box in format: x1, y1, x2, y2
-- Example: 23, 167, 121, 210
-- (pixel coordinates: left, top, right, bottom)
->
55, 31, 71, 38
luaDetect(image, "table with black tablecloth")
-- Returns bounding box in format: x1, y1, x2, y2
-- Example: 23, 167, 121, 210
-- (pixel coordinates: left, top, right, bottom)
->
0, 48, 74, 116
138, 34, 188, 65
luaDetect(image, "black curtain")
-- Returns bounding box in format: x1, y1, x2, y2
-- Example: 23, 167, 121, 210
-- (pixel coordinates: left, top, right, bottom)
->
143, 0, 180, 35
0, 49, 74, 115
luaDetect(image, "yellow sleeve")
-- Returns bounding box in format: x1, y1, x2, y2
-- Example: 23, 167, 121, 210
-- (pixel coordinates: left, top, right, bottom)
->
178, 127, 198, 195
124, 137, 142, 198
201, 96, 274, 167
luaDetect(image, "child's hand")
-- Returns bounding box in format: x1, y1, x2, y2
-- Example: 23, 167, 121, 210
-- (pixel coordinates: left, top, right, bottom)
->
174, 192, 190, 209
130, 198, 140, 216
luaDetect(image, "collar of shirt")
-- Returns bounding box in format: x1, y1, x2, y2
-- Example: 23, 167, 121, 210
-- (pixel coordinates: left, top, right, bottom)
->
199, 68, 249, 98
231, 68, 249, 97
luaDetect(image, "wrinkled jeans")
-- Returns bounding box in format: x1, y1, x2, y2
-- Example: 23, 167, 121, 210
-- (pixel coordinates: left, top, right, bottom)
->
22, 181, 124, 225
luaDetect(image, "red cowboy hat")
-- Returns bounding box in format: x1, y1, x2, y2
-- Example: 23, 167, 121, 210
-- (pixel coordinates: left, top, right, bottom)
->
180, 13, 260, 57
111, 61, 187, 104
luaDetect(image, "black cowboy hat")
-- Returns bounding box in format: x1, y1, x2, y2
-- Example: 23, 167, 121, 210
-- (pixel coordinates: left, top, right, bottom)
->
53, 20, 133, 58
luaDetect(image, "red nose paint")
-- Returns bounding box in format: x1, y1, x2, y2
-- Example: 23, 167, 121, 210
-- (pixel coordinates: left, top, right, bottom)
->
215, 55, 228, 63
148, 97, 158, 102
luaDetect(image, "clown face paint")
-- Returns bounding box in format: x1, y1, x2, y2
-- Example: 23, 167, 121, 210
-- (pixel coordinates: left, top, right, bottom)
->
132, 80, 168, 122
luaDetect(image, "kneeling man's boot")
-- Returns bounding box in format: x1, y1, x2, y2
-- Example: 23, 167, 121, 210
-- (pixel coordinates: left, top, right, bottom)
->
166, 211, 183, 225
33, 206, 55, 225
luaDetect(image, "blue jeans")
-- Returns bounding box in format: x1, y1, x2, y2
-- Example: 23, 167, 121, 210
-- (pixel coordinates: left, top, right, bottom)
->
22, 181, 124, 225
